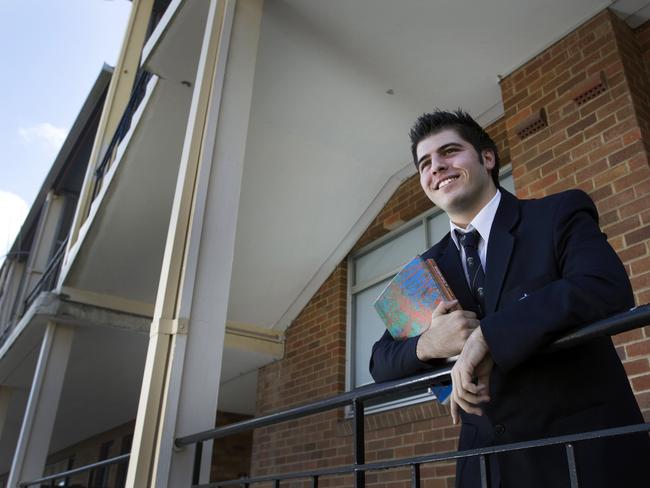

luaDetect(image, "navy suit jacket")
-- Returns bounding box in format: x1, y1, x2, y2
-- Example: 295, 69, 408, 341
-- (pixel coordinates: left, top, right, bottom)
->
370, 189, 650, 488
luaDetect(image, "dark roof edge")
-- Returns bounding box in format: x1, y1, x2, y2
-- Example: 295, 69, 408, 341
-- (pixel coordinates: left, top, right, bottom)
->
7, 64, 114, 257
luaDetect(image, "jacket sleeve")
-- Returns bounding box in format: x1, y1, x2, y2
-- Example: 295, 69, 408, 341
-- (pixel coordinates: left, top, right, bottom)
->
369, 329, 446, 382
480, 190, 634, 372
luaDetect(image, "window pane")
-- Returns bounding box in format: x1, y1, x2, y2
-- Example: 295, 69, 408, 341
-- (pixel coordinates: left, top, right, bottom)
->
354, 278, 391, 387
355, 224, 424, 285
427, 211, 449, 247
501, 173, 515, 193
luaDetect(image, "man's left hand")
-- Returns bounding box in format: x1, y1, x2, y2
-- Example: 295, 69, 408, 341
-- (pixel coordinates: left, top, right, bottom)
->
450, 327, 493, 424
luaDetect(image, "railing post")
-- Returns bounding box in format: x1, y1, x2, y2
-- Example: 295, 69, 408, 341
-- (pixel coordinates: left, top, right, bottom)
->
410, 463, 420, 488
565, 443, 580, 488
192, 441, 203, 486
479, 455, 491, 488
352, 399, 365, 488
312, 475, 319, 487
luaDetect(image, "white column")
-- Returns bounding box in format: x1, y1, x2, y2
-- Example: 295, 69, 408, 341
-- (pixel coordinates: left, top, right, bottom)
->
6, 323, 74, 487
162, 2, 263, 483
125, 0, 263, 485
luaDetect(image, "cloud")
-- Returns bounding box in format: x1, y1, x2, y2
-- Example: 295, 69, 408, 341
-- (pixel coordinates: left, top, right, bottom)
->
0, 191, 29, 265
18, 123, 67, 150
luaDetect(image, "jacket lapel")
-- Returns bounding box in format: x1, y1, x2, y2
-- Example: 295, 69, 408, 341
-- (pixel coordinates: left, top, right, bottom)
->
436, 238, 478, 314
485, 190, 520, 313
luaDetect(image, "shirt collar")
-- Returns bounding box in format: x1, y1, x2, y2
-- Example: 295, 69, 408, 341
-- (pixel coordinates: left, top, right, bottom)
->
449, 190, 501, 249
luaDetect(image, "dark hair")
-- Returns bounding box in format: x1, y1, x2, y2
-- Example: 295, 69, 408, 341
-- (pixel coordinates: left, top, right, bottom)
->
409, 109, 500, 188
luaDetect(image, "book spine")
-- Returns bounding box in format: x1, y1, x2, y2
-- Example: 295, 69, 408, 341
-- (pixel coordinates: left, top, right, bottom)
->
426, 258, 456, 302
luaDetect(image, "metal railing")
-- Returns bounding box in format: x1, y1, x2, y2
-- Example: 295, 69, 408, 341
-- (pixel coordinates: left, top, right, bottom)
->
19, 304, 650, 488
19, 453, 129, 487
86, 69, 153, 217
0, 238, 69, 349
23, 237, 69, 312
176, 304, 650, 488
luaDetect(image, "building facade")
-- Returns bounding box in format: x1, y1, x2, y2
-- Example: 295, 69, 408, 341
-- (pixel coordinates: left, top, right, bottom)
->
1, 1, 650, 487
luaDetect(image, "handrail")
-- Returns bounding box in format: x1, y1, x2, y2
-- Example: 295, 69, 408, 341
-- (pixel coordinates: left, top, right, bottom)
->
93, 70, 153, 185
193, 422, 650, 487
176, 303, 650, 448
177, 303, 650, 487
19, 453, 129, 487
21, 305, 650, 487
23, 237, 69, 311
86, 68, 153, 213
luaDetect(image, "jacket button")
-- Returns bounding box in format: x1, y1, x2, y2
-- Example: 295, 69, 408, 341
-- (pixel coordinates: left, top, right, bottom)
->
495, 424, 506, 436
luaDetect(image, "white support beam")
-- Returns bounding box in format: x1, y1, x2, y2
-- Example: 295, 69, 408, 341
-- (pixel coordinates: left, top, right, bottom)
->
125, 0, 264, 485
63, 0, 154, 261
6, 323, 74, 487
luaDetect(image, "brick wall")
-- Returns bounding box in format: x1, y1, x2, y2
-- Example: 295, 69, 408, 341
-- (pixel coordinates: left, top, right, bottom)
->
251, 263, 351, 485
251, 10, 650, 488
211, 412, 254, 482
500, 10, 650, 416
638, 20, 650, 75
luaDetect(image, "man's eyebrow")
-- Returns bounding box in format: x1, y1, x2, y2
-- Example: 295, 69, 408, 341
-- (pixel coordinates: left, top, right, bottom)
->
437, 142, 462, 152
417, 154, 430, 166
417, 142, 462, 166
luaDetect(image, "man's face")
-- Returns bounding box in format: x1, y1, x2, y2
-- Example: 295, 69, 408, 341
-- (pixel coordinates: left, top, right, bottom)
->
416, 129, 496, 225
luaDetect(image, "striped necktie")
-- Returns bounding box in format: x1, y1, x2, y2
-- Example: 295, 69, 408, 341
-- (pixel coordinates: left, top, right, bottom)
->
455, 229, 485, 317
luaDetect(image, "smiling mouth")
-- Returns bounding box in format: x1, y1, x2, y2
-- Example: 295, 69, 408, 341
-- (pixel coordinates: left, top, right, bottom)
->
436, 175, 460, 190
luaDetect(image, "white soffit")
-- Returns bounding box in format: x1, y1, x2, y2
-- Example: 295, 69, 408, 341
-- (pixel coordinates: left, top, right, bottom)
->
227, 0, 618, 332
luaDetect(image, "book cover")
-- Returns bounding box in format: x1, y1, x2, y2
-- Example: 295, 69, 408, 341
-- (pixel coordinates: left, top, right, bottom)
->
373, 255, 456, 404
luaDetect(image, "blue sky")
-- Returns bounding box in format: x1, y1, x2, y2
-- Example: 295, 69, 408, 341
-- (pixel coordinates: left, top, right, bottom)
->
0, 0, 131, 258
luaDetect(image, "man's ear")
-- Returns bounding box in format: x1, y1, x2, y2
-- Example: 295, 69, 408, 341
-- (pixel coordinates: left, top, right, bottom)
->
481, 149, 496, 172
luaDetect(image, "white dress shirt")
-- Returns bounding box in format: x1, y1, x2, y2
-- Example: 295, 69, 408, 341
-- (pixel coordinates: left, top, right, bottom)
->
449, 190, 501, 284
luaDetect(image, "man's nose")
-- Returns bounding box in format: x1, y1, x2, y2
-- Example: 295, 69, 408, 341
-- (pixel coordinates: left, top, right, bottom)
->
430, 158, 447, 174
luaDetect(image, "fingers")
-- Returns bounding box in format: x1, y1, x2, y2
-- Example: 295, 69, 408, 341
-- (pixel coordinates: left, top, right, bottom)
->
458, 368, 490, 401
449, 362, 491, 423
453, 392, 486, 417
450, 381, 484, 422
432, 299, 459, 317
466, 318, 480, 330
450, 397, 459, 425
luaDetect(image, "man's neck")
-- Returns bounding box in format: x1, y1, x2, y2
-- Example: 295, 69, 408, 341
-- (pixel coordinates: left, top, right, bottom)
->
449, 186, 498, 228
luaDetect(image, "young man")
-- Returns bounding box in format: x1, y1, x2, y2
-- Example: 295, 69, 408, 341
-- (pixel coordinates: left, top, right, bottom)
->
370, 110, 650, 488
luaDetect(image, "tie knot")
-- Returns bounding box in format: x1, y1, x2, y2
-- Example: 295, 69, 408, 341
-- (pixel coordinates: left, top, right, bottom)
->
456, 229, 480, 249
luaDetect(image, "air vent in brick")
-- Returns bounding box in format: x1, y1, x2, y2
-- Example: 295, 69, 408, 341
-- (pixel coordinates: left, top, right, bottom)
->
515, 108, 548, 140
572, 72, 608, 106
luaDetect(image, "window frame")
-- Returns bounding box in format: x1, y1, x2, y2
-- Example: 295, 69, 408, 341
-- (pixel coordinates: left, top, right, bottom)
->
346, 166, 513, 413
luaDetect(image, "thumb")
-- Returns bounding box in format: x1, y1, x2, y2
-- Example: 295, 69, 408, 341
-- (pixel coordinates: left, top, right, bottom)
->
450, 396, 459, 425
432, 299, 458, 317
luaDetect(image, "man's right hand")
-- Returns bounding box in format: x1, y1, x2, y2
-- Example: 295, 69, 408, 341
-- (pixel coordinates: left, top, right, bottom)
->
416, 300, 480, 361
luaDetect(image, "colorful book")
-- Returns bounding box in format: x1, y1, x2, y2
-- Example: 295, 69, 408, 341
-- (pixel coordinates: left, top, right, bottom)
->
373, 255, 456, 404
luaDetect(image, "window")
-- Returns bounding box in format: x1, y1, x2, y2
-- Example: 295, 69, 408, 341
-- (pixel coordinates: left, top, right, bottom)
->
88, 440, 114, 487
348, 172, 514, 398
42, 456, 74, 487
115, 434, 133, 488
